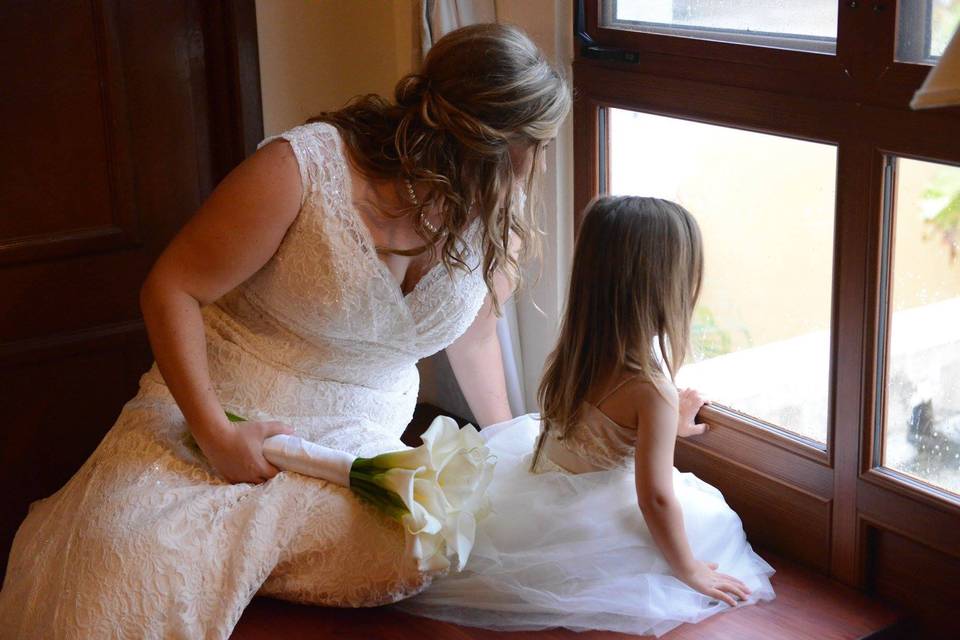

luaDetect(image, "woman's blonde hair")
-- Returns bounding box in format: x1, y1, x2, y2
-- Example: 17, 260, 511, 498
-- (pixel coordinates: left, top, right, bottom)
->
310, 24, 571, 308
534, 196, 704, 465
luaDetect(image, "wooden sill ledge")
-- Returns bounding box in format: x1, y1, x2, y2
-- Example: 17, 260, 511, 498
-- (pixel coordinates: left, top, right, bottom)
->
231, 551, 906, 639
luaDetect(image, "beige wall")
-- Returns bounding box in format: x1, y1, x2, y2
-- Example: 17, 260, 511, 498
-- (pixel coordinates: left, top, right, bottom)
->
255, 0, 418, 136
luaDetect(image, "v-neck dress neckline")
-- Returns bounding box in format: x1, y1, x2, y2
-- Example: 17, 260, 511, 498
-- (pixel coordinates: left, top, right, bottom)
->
332, 129, 481, 309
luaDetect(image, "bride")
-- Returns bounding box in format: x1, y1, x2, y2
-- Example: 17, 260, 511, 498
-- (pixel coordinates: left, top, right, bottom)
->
0, 24, 570, 639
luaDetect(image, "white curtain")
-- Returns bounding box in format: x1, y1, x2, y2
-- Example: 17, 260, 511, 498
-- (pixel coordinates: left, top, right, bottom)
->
415, 0, 528, 421
420, 0, 497, 57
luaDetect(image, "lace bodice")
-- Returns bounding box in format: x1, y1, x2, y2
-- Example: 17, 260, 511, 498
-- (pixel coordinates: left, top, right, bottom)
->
536, 403, 636, 473
237, 122, 487, 376
140, 122, 491, 456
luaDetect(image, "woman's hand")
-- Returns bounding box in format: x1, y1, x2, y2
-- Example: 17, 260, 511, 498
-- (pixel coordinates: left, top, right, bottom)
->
197, 420, 294, 484
679, 560, 752, 607
677, 388, 709, 437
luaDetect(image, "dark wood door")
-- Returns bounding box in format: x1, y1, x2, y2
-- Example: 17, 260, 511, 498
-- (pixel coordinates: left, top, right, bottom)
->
0, 0, 262, 574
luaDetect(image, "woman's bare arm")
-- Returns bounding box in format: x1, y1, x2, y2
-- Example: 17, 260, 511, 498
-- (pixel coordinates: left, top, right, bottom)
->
140, 140, 302, 483
445, 270, 516, 427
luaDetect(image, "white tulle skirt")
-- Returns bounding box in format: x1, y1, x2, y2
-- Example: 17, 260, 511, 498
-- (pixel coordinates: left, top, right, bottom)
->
396, 414, 776, 637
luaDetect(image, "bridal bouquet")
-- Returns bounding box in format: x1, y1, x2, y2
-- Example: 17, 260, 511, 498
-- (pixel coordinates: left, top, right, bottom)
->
225, 411, 495, 573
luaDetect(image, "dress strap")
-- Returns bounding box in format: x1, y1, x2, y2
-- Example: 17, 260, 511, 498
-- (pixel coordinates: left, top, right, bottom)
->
595, 374, 640, 406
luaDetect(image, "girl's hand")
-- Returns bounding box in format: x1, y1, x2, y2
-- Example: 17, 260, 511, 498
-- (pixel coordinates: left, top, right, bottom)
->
197, 420, 294, 484
677, 388, 709, 437
679, 560, 752, 607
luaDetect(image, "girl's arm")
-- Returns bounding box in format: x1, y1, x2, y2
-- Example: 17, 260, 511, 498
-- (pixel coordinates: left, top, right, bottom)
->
633, 382, 750, 606
140, 140, 302, 484
445, 270, 516, 427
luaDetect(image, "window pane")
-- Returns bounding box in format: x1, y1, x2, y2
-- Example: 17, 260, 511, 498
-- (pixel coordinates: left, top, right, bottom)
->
897, 0, 960, 63
602, 0, 838, 54
881, 157, 960, 495
608, 108, 837, 444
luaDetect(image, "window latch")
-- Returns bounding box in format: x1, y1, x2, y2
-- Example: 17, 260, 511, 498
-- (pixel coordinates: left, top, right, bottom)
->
575, 0, 640, 64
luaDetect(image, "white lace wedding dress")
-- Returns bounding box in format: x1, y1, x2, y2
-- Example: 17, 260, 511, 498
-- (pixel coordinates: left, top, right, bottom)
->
0, 123, 490, 640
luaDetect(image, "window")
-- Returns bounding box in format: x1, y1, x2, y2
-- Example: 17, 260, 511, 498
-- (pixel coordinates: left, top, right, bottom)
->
602, 0, 838, 53
607, 108, 836, 444
576, 0, 960, 627
897, 0, 960, 63
879, 157, 960, 495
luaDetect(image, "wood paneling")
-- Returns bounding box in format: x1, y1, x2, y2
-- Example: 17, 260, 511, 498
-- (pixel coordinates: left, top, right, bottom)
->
0, 325, 152, 570
571, 93, 600, 231
867, 526, 960, 640
858, 475, 960, 562
678, 421, 833, 497
829, 138, 876, 584
0, 0, 262, 574
0, 0, 138, 265
675, 442, 832, 573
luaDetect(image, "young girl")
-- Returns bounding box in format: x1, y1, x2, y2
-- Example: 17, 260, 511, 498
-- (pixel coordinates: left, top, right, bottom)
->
397, 196, 775, 636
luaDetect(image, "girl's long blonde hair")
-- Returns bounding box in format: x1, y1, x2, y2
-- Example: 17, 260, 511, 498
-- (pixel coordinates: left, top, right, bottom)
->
310, 24, 571, 310
535, 196, 704, 466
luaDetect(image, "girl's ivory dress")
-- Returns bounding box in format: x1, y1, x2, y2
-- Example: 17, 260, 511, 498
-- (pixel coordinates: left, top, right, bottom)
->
398, 382, 776, 637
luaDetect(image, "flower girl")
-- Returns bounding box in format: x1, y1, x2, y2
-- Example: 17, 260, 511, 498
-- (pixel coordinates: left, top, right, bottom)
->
398, 195, 776, 636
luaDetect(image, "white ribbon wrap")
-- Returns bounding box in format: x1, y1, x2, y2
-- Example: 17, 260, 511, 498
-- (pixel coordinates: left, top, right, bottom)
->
262, 434, 357, 487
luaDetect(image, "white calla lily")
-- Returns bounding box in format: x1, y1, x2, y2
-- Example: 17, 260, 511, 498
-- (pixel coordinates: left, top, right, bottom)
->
442, 509, 477, 571
407, 530, 451, 573
367, 444, 433, 471
419, 415, 466, 470
244, 407, 495, 574
380, 467, 443, 536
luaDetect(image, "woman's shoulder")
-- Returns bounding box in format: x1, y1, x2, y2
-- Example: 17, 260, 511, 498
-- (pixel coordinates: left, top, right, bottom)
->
255, 122, 345, 206
616, 375, 676, 425
258, 121, 341, 159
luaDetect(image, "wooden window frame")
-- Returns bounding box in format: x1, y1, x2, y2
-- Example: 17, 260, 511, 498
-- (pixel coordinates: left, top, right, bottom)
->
573, 0, 960, 622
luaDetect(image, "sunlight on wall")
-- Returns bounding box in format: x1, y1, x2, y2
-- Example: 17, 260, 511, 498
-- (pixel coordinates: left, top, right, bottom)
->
255, 0, 417, 136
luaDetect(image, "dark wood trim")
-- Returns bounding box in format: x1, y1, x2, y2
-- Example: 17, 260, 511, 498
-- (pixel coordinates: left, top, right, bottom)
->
863, 522, 959, 638
0, 0, 141, 267
0, 320, 146, 363
861, 467, 960, 522
675, 439, 833, 572
857, 0, 934, 108
828, 139, 878, 585
201, 0, 264, 187
0, 226, 132, 266
698, 405, 828, 465
572, 90, 600, 230
678, 429, 833, 497
92, 0, 139, 246
857, 483, 960, 562
230, 0, 264, 158
572, 61, 851, 143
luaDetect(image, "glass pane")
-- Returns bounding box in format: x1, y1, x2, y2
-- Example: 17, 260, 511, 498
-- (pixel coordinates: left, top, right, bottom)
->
881, 157, 960, 495
602, 0, 838, 54
897, 0, 960, 63
608, 108, 837, 444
